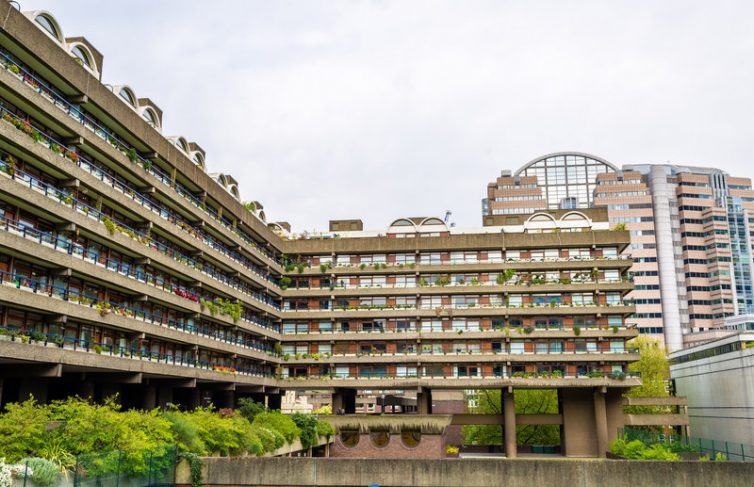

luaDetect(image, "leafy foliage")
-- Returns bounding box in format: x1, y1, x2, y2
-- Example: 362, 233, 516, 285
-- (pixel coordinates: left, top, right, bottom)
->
237, 398, 266, 422
626, 336, 671, 415
610, 436, 680, 460
17, 457, 60, 487
462, 389, 560, 446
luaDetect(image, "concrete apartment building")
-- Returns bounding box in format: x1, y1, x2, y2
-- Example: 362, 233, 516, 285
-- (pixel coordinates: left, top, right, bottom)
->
0, 4, 690, 458
483, 154, 754, 352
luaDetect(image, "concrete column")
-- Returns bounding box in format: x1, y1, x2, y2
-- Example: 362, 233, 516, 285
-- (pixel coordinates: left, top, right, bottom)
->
157, 387, 174, 409
76, 381, 95, 400
187, 389, 201, 409
100, 383, 122, 404
503, 388, 517, 458
266, 392, 283, 411
417, 390, 433, 415
217, 390, 235, 409
142, 385, 157, 409
331, 388, 356, 414
593, 389, 608, 458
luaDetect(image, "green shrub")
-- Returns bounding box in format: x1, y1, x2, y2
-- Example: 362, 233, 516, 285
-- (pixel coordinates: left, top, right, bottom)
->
316, 420, 335, 439
0, 398, 52, 462
291, 413, 318, 449
237, 398, 266, 423
18, 457, 60, 487
252, 412, 300, 444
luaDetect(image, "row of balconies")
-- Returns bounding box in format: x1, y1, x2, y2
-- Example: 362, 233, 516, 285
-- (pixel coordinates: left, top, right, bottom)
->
0, 149, 282, 308
0, 54, 282, 269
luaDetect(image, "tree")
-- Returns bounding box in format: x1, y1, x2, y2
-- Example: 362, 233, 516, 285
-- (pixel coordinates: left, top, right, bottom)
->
462, 389, 560, 446
625, 336, 671, 414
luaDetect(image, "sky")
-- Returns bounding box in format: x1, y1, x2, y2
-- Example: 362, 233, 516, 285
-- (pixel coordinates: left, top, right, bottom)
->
26, 0, 754, 232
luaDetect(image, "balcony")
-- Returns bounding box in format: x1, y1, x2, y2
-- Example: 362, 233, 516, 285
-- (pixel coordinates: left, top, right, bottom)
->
0, 55, 282, 269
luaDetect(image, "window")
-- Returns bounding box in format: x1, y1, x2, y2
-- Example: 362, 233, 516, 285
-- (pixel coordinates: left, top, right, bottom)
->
119, 88, 136, 107
143, 108, 159, 128
510, 341, 525, 354
71, 45, 91, 67
35, 15, 60, 39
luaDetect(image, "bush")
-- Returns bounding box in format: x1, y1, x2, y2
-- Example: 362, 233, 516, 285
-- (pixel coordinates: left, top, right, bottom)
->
17, 458, 60, 487
291, 413, 319, 449
252, 412, 300, 444
237, 398, 266, 423
0, 398, 51, 462
609, 436, 680, 460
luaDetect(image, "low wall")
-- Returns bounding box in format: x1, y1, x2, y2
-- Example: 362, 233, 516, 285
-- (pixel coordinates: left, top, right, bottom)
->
177, 457, 754, 487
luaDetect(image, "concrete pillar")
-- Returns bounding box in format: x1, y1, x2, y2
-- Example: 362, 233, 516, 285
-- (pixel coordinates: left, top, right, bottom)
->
157, 387, 174, 409
503, 388, 517, 458
100, 383, 122, 404
331, 388, 356, 414
266, 392, 283, 411
217, 390, 235, 409
142, 385, 157, 409
561, 389, 598, 457
76, 381, 95, 400
593, 389, 608, 458
187, 389, 201, 409
417, 390, 433, 414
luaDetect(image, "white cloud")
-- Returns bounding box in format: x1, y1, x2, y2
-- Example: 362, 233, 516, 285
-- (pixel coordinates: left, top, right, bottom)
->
29, 0, 754, 231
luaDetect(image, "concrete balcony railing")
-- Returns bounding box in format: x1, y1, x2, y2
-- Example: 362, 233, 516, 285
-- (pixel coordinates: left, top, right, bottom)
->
283, 304, 636, 320
0, 336, 276, 385
281, 351, 639, 364
281, 327, 638, 341
280, 375, 642, 390
291, 257, 633, 277
285, 279, 633, 297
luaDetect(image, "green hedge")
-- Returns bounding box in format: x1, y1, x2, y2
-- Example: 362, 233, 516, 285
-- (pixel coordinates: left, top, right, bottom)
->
0, 397, 333, 475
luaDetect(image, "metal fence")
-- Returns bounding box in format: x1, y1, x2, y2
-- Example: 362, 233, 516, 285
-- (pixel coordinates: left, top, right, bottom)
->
620, 428, 754, 461
15, 445, 177, 487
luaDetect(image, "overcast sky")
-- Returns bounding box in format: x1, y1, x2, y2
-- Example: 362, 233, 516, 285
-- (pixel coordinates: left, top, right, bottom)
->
27, 0, 754, 232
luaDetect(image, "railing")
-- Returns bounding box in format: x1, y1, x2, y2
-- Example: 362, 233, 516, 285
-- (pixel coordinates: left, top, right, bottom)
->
0, 50, 281, 267
0, 268, 280, 349
0, 152, 280, 310
299, 277, 632, 291
283, 301, 634, 312
0, 105, 279, 287
0, 325, 274, 377
282, 371, 640, 381
320, 255, 632, 269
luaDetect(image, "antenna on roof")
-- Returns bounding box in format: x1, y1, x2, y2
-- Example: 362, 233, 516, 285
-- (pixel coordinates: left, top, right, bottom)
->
444, 210, 452, 223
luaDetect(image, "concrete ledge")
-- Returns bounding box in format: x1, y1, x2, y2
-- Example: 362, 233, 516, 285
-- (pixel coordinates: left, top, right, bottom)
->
175, 457, 754, 487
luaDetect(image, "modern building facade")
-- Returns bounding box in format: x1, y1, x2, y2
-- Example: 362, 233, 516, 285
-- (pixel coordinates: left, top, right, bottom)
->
483, 155, 754, 352
669, 333, 754, 446
0, 4, 662, 458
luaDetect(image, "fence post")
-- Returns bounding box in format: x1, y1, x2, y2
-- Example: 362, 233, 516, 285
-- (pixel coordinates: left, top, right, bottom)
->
115, 450, 122, 487
742, 443, 746, 462
725, 441, 729, 460
23, 459, 28, 487
73, 455, 79, 487
711, 440, 716, 457
147, 450, 153, 487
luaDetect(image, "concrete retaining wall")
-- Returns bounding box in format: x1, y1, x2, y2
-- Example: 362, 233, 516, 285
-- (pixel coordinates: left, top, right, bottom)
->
178, 457, 754, 487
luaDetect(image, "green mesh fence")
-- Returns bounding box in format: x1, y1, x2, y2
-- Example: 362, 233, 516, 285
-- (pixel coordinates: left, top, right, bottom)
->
69, 445, 177, 487
620, 428, 754, 461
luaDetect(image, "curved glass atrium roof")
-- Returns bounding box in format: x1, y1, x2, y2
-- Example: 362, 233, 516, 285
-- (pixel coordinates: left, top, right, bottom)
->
515, 153, 617, 209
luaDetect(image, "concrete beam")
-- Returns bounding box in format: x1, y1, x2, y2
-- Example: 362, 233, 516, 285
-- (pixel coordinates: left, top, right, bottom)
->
86, 372, 143, 384
0, 363, 62, 377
